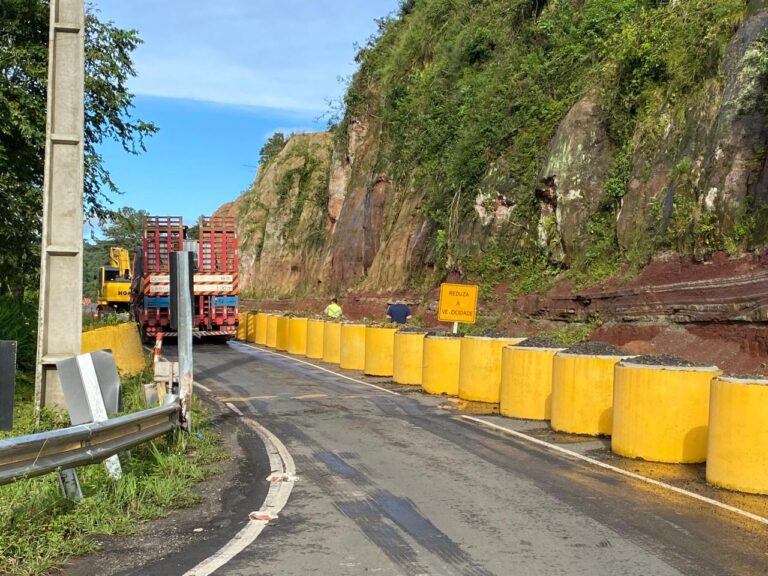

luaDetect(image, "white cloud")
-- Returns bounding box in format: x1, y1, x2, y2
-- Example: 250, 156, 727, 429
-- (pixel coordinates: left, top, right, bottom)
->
94, 0, 400, 111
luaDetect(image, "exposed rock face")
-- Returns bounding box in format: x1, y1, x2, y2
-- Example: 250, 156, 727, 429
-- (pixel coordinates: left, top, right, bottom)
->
232, 9, 768, 305
618, 11, 768, 251
539, 94, 613, 264
237, 133, 332, 296
701, 11, 768, 228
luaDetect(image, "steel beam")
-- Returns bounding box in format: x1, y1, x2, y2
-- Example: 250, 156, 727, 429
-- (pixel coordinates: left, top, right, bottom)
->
35, 0, 85, 410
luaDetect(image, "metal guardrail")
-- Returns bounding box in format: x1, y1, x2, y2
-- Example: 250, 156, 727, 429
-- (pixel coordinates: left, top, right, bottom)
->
0, 396, 181, 485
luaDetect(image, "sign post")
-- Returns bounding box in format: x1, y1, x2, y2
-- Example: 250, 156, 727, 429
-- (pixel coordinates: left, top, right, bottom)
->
437, 283, 479, 333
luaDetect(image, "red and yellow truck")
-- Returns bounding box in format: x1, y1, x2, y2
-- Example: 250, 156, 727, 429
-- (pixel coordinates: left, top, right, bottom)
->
131, 215, 239, 342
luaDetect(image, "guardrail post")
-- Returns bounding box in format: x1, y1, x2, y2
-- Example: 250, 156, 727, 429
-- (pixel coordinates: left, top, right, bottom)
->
0, 341, 17, 431
172, 252, 193, 431
58, 468, 83, 501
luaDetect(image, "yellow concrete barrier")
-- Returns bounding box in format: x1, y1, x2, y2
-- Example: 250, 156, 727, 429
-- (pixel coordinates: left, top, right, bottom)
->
287, 317, 309, 355
422, 335, 461, 395
459, 336, 525, 403
707, 376, 768, 494
364, 326, 398, 376
246, 312, 258, 343
306, 319, 325, 359
115, 323, 146, 375
276, 315, 290, 351
255, 313, 268, 345
236, 312, 249, 341
500, 346, 564, 421
612, 361, 721, 463
81, 326, 114, 355
82, 323, 145, 376
340, 323, 366, 371
266, 314, 278, 348
550, 353, 627, 435
393, 331, 426, 385
323, 321, 342, 364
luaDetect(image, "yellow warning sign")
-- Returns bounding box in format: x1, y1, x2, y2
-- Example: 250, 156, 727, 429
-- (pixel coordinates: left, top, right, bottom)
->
438, 283, 479, 324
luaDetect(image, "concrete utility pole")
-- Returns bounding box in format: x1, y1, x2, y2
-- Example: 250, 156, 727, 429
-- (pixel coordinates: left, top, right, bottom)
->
35, 0, 85, 410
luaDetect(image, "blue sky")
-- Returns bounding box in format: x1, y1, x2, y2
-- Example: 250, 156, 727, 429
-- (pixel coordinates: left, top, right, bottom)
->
94, 0, 400, 224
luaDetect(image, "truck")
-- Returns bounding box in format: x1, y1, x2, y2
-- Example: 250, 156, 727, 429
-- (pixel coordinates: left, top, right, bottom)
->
131, 215, 239, 342
96, 247, 132, 316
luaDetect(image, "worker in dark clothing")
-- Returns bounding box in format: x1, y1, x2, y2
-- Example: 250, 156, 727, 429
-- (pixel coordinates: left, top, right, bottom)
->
386, 298, 412, 324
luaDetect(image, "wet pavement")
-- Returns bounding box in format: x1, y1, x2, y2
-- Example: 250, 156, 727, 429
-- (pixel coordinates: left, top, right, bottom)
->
138, 341, 768, 576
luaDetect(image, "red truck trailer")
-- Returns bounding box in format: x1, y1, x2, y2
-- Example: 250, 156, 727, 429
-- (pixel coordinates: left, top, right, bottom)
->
131, 215, 239, 342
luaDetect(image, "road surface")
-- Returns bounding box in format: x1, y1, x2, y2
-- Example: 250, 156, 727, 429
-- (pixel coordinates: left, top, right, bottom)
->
136, 341, 768, 575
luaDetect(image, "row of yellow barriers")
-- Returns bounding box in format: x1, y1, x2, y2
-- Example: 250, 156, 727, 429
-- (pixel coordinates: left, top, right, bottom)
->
237, 313, 767, 495
81, 322, 146, 375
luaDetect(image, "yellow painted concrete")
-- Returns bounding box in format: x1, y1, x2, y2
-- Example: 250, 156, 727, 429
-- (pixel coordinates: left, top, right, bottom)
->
707, 376, 768, 494
500, 346, 564, 421
266, 314, 278, 348
364, 326, 398, 376
340, 324, 366, 371
287, 317, 309, 355
458, 336, 525, 404
550, 353, 626, 435
246, 313, 258, 343
323, 322, 342, 364
393, 331, 426, 385
255, 313, 268, 345
422, 336, 461, 395
81, 323, 145, 375
236, 312, 249, 341
276, 316, 290, 351
306, 319, 325, 359
612, 361, 721, 463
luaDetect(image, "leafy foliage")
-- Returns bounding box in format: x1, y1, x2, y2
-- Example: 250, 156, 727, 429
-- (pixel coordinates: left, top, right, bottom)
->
0, 365, 226, 575
339, 0, 747, 291
259, 132, 288, 166
0, 1, 156, 299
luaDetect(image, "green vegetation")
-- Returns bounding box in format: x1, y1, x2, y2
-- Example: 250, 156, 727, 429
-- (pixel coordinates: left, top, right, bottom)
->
241, 136, 330, 262
0, 1, 156, 301
0, 366, 227, 575
340, 0, 747, 293
543, 318, 603, 346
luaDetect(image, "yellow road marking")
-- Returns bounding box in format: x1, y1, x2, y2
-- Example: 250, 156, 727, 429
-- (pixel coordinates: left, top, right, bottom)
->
291, 393, 329, 400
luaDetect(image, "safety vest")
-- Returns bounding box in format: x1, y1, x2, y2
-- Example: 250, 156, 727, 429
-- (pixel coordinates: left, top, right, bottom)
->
325, 303, 342, 318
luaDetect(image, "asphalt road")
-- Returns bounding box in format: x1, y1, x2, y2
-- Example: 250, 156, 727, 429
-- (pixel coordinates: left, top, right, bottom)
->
144, 341, 768, 576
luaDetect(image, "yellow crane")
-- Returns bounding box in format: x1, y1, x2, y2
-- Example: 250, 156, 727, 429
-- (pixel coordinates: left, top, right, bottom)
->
97, 247, 132, 315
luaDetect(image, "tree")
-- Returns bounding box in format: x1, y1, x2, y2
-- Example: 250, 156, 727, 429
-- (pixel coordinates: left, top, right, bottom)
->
259, 132, 287, 167
0, 0, 157, 299
99, 206, 148, 251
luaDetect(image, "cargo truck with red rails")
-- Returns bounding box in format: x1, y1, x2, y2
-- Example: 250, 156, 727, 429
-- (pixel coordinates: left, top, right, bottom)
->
131, 215, 239, 342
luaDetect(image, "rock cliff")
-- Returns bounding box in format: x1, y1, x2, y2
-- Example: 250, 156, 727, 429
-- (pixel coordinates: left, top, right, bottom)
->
232, 1, 768, 327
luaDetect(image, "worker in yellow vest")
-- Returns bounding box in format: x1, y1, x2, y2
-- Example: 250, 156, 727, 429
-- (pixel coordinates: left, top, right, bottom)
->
324, 297, 342, 319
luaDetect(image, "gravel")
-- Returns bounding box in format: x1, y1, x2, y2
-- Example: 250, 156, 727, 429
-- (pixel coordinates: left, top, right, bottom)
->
625, 354, 710, 368
426, 330, 463, 338
564, 341, 624, 355
473, 329, 507, 338
397, 326, 430, 333
723, 373, 768, 382
514, 336, 561, 348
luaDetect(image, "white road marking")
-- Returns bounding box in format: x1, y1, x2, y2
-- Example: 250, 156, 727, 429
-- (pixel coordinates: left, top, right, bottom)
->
183, 416, 296, 576
225, 402, 244, 416
195, 382, 211, 392
236, 342, 401, 396
460, 415, 768, 527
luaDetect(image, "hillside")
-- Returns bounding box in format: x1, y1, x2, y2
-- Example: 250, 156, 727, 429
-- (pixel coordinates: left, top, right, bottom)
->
228, 0, 768, 368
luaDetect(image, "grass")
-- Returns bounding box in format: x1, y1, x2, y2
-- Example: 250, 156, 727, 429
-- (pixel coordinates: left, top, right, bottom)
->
81, 312, 130, 331
0, 365, 228, 575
